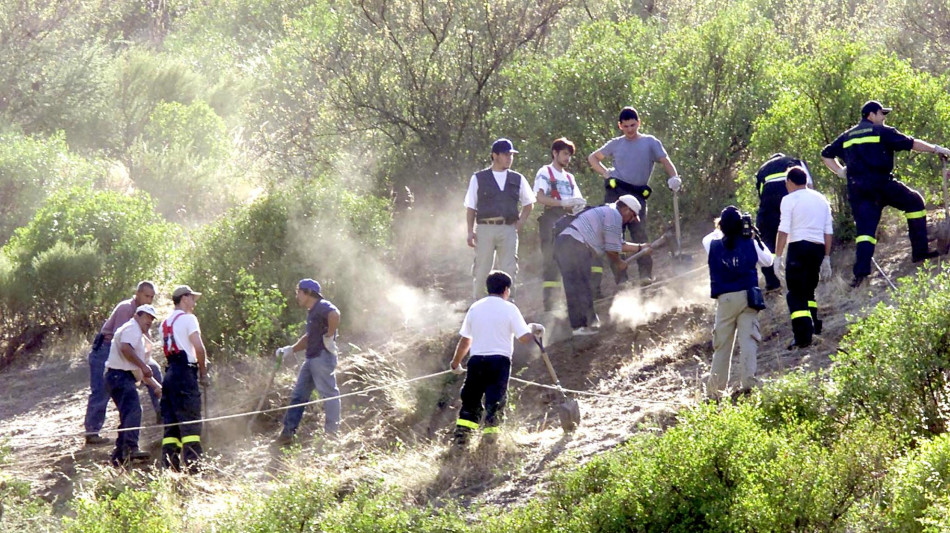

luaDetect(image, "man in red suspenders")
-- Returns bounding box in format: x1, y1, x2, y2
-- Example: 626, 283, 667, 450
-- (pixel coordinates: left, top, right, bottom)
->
159, 285, 208, 473
533, 137, 586, 312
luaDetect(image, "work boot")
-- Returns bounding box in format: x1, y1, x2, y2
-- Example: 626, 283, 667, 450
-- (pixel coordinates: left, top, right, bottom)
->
571, 327, 598, 337
129, 449, 151, 461
912, 249, 940, 263
849, 276, 867, 289
273, 432, 295, 447
640, 277, 654, 287
814, 319, 823, 335
85, 434, 109, 446
452, 427, 472, 449
787, 338, 812, 350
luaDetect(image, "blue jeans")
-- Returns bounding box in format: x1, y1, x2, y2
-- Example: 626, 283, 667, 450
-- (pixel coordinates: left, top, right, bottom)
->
282, 351, 341, 436
105, 369, 142, 465
85, 339, 163, 433
84, 338, 111, 434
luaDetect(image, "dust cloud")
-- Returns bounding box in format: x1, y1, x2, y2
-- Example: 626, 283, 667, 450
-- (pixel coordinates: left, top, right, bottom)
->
608, 268, 710, 330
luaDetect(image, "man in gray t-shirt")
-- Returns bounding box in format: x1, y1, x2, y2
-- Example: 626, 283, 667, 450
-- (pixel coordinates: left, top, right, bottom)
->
588, 106, 681, 284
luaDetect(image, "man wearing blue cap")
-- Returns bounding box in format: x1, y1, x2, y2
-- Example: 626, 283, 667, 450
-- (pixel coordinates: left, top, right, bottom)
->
463, 138, 537, 301
821, 100, 950, 287
274, 278, 342, 445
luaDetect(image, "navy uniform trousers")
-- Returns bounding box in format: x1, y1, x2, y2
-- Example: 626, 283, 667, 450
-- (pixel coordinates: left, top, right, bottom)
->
160, 354, 203, 472
849, 177, 928, 278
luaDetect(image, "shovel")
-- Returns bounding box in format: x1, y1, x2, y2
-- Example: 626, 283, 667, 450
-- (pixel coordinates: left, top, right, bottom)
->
937, 156, 950, 255
533, 337, 581, 432
247, 348, 286, 433
624, 229, 674, 265
671, 190, 693, 268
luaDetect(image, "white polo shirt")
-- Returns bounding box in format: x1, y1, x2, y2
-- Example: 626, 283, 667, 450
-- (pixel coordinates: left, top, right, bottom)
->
778, 188, 833, 245
105, 318, 149, 372
459, 295, 531, 358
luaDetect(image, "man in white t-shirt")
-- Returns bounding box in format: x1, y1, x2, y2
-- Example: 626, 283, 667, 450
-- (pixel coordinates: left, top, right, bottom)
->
534, 137, 586, 312
464, 138, 537, 301
103, 304, 158, 466
449, 271, 544, 447
774, 167, 834, 349
159, 285, 208, 473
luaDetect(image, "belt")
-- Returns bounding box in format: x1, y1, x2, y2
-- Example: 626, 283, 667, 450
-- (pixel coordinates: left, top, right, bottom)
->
477, 218, 510, 225
166, 352, 198, 368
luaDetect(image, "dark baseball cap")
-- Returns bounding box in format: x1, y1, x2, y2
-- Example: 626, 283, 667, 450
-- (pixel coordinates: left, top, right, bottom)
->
861, 100, 892, 117
491, 138, 518, 154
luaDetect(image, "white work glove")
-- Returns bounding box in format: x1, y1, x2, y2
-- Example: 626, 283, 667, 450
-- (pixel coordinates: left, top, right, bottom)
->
568, 198, 587, 215
667, 175, 682, 192
775, 255, 786, 283
323, 335, 338, 356
563, 197, 586, 207
835, 166, 847, 179
935, 145, 950, 158
529, 323, 545, 337
820, 256, 832, 280
450, 363, 466, 375
275, 345, 293, 359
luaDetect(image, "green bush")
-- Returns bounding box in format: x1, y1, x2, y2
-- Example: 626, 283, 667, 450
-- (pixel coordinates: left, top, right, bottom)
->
1, 187, 179, 334
833, 266, 950, 440
492, 402, 896, 532
64, 475, 181, 533
875, 433, 950, 532
0, 132, 102, 243
181, 182, 392, 355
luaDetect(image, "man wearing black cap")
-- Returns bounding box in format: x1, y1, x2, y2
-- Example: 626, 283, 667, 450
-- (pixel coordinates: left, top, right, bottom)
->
821, 100, 950, 287
753, 154, 813, 291
159, 285, 208, 472
463, 138, 537, 301
274, 278, 341, 445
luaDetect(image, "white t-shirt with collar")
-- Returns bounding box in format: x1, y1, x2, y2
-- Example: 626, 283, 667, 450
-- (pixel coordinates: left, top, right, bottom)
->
459, 295, 531, 359
105, 318, 149, 372
778, 188, 833, 245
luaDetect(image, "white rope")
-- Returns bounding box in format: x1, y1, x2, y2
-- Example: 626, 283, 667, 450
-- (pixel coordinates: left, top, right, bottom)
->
6, 370, 454, 442
509, 376, 678, 405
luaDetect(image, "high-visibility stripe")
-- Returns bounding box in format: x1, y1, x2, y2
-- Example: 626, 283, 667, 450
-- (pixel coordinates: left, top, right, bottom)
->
456, 419, 479, 430
791, 310, 812, 320
542, 281, 562, 288
181, 435, 201, 444
482, 426, 501, 434
808, 301, 817, 309
855, 235, 877, 245
591, 266, 604, 273
905, 210, 927, 220
764, 172, 787, 182
843, 136, 880, 148
162, 437, 182, 448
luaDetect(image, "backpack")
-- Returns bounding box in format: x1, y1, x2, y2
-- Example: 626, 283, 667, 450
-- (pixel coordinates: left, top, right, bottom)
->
552, 206, 595, 242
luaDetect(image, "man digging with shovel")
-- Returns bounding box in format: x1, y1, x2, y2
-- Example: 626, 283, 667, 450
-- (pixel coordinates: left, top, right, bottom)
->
449, 271, 544, 449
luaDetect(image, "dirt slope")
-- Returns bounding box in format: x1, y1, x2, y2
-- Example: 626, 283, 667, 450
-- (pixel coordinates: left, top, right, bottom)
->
0, 229, 928, 517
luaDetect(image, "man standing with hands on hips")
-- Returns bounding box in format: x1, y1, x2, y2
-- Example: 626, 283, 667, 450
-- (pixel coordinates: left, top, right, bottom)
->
588, 106, 681, 285
450, 271, 544, 448
464, 138, 536, 301
274, 278, 342, 446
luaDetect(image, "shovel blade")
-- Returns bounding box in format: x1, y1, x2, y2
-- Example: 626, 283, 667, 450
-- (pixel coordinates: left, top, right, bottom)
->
557, 398, 581, 432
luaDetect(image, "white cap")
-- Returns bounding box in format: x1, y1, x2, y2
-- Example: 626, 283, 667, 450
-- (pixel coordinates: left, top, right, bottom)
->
136, 304, 157, 318
615, 194, 641, 215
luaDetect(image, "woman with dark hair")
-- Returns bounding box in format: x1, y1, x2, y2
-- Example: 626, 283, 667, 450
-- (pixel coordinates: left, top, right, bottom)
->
702, 206, 774, 400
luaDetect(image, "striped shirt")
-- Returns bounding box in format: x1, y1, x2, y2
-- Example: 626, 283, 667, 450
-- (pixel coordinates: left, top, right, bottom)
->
562, 205, 624, 255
